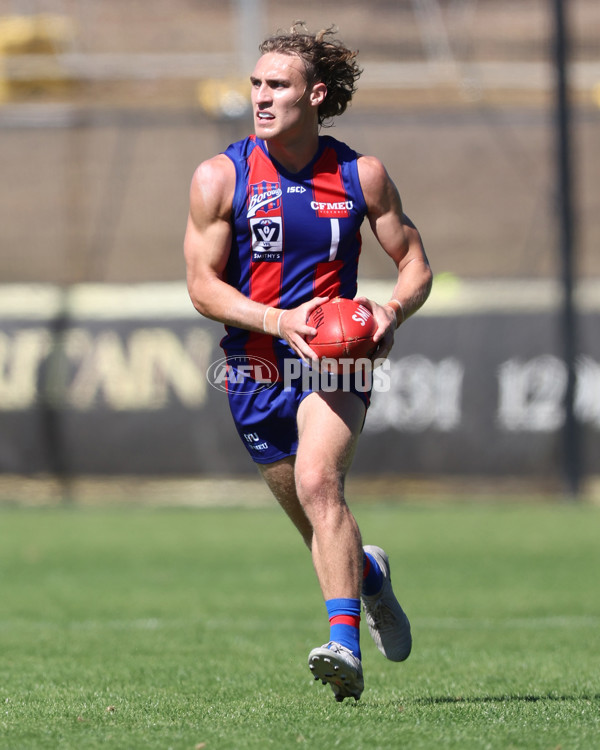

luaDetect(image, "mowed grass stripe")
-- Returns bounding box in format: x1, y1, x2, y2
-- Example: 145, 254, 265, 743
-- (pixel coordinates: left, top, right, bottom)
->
0, 502, 599, 750
1, 613, 599, 632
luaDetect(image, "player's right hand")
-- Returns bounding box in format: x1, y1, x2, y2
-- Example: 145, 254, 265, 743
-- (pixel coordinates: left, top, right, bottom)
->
278, 297, 329, 364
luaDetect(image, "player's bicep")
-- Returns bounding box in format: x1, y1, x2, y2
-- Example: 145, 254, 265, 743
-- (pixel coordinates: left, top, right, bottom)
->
359, 155, 424, 268
368, 205, 409, 263
184, 156, 235, 280
184, 210, 232, 281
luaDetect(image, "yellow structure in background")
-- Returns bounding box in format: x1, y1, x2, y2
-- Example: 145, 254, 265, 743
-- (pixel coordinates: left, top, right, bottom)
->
0, 14, 76, 102
196, 77, 250, 120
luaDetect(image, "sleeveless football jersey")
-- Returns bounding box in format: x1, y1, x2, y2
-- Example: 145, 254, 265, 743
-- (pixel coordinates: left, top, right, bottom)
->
221, 134, 368, 367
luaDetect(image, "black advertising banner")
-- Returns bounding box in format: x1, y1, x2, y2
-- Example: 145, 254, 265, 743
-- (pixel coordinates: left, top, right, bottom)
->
0, 284, 598, 478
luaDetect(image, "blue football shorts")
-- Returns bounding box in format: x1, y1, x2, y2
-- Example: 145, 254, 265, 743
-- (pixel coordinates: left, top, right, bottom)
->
225, 355, 372, 464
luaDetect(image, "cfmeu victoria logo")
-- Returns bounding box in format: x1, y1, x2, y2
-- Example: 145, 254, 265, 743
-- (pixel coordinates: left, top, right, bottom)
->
206, 354, 280, 394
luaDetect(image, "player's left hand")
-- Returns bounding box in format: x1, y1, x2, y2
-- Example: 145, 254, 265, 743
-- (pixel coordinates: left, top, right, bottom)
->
353, 296, 396, 364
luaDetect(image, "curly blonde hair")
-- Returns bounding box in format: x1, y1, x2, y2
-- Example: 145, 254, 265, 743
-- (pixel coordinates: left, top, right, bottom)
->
259, 23, 362, 127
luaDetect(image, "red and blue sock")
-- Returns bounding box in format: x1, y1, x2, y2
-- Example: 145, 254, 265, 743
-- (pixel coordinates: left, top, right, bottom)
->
325, 597, 361, 659
362, 550, 384, 596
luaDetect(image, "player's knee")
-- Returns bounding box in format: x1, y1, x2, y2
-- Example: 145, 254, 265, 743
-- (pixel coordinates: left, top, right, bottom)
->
296, 464, 342, 508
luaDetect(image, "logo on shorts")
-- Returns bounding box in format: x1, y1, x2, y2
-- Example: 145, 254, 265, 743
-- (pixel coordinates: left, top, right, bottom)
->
206, 354, 280, 394
243, 432, 269, 452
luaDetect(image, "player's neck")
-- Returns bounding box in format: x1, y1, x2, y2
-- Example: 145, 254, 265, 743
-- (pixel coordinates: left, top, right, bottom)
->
264, 132, 320, 174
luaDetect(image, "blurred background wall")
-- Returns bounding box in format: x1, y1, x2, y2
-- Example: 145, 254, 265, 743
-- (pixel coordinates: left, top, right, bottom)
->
0, 0, 598, 496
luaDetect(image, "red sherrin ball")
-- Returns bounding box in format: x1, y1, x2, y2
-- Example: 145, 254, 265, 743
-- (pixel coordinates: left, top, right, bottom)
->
307, 297, 377, 366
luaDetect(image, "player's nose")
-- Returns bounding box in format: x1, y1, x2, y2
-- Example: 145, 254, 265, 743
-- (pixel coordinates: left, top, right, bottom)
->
254, 83, 272, 104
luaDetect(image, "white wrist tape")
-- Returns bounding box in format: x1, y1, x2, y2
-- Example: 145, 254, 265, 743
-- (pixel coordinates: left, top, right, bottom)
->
262, 306, 274, 333
277, 310, 286, 338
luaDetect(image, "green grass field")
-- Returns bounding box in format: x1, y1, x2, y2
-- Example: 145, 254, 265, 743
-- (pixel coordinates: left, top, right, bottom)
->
1, 497, 599, 749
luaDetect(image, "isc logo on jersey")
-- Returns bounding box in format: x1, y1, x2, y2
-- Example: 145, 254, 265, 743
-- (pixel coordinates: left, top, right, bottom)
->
250, 217, 283, 262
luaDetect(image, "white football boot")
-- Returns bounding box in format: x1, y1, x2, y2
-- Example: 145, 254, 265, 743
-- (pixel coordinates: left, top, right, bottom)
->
362, 545, 412, 662
308, 641, 364, 702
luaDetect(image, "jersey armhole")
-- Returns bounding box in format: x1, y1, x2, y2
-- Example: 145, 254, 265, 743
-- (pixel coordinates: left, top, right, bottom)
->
223, 142, 249, 221
349, 155, 368, 217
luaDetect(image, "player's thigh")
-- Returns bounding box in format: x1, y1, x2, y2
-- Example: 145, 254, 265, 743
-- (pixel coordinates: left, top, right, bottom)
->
258, 456, 296, 503
296, 390, 366, 477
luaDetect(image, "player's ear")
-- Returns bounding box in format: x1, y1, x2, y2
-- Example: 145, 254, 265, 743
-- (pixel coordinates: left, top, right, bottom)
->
309, 82, 327, 108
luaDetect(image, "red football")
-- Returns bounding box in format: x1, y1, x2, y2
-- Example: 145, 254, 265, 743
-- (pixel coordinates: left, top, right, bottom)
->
307, 297, 377, 368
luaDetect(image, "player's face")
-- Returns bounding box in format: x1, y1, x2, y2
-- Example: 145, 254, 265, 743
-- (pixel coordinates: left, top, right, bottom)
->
250, 52, 321, 143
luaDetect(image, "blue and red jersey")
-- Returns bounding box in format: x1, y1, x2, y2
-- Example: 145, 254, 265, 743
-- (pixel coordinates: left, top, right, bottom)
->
220, 134, 368, 367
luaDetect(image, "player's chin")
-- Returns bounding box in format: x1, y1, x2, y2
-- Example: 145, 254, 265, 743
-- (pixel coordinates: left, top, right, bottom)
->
254, 122, 276, 139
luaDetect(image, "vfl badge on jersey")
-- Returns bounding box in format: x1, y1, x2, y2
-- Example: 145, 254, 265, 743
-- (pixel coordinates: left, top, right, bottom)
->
247, 181, 282, 218
250, 217, 283, 262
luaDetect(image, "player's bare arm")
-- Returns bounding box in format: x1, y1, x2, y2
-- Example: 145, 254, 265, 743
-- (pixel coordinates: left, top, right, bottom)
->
184, 155, 245, 323
184, 155, 323, 359
355, 154, 432, 358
